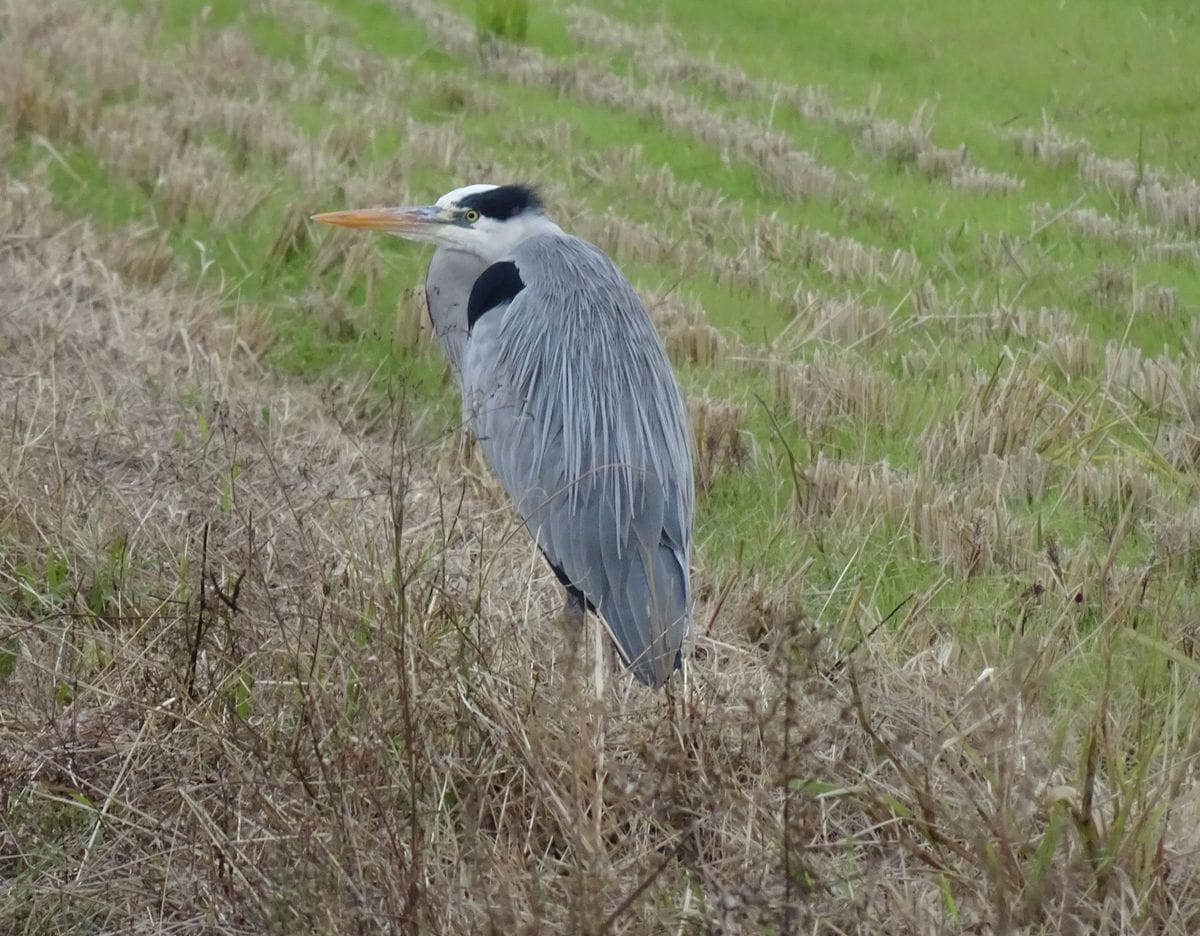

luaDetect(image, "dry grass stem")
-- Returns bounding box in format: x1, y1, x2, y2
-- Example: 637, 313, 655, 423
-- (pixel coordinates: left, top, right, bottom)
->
4, 0, 1200, 930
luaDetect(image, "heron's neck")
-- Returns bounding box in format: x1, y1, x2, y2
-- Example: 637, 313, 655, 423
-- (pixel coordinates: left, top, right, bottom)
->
477, 213, 564, 264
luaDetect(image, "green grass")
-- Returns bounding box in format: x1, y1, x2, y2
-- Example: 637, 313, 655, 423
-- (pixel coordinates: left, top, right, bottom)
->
7, 0, 1200, 683
584, 0, 1200, 171
6, 0, 1200, 929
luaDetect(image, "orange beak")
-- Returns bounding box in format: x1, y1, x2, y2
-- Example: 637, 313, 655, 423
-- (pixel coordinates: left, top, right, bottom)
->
310, 205, 446, 235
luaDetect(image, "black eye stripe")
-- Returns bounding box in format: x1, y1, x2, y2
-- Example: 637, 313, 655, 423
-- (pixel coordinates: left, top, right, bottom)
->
457, 185, 542, 220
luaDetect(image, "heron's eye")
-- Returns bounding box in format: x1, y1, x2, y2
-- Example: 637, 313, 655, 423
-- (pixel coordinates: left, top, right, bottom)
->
464, 209, 480, 223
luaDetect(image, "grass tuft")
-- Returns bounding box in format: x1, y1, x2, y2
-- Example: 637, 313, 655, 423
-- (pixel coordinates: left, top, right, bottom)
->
4, 0, 1200, 930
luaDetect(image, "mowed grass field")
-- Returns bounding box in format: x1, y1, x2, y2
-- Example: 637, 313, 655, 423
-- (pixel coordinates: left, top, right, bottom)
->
3, 0, 1200, 931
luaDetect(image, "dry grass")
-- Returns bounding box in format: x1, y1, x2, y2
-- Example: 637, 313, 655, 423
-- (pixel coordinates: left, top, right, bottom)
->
5, 132, 1200, 936
4, 0, 1200, 931
568, 142, 922, 289
565, 5, 1031, 197
772, 353, 892, 437
395, 0, 846, 203
1013, 121, 1091, 168
1031, 205, 1200, 268
949, 166, 1025, 197
1017, 119, 1200, 237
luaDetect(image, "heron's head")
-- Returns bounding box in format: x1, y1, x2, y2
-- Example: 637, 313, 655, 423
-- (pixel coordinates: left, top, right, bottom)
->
312, 183, 558, 263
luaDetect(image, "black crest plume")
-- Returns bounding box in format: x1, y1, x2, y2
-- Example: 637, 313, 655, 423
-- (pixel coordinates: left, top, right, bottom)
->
458, 185, 542, 220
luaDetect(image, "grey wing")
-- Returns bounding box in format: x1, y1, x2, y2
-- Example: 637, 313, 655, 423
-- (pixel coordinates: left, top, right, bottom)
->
425, 247, 485, 381
464, 240, 692, 687
542, 450, 689, 687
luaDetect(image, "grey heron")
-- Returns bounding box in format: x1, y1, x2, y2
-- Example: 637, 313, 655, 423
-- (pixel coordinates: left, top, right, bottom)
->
313, 184, 693, 688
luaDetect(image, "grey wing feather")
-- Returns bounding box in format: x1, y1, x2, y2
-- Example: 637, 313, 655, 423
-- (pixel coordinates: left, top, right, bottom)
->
465, 234, 693, 687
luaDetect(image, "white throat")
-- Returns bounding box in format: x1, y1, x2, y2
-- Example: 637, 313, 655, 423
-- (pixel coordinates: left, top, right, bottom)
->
472, 212, 564, 263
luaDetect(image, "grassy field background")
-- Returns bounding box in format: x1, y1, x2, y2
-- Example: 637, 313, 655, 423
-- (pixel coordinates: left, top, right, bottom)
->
3, 0, 1200, 931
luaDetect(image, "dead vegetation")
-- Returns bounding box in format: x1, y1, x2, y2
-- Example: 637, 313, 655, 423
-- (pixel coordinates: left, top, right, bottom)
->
772, 353, 892, 436
8, 158, 1196, 936
0, 0, 920, 361
567, 141, 922, 289
3, 0, 1200, 931
1017, 120, 1200, 237
1031, 204, 1200, 267
648, 290, 732, 368
394, 0, 846, 203
565, 6, 1028, 197
5, 193, 1200, 930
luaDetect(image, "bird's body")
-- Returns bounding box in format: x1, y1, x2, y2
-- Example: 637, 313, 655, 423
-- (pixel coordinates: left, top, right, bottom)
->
313, 185, 693, 687
466, 233, 692, 686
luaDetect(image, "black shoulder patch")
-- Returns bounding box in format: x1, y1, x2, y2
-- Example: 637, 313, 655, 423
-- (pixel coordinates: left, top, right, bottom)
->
458, 185, 542, 221
467, 260, 525, 330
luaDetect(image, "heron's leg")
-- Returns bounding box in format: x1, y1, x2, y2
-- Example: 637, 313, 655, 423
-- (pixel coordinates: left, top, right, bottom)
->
559, 589, 617, 690
562, 587, 587, 628
558, 587, 588, 684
